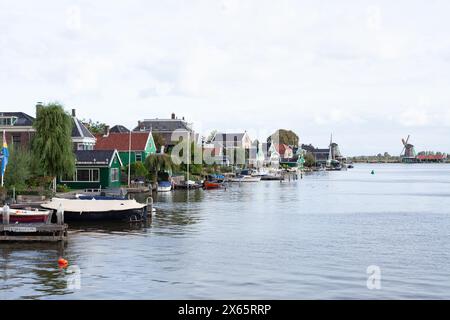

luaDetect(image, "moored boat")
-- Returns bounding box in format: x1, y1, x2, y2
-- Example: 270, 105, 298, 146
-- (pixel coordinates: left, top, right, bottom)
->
1, 207, 52, 224
157, 181, 172, 192
228, 175, 261, 182
203, 180, 222, 189
41, 198, 148, 222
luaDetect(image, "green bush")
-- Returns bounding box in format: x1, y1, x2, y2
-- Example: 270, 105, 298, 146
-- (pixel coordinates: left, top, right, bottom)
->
56, 184, 70, 193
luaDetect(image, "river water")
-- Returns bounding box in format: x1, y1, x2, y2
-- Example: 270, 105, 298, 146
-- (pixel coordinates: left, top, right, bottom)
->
1, 163, 450, 299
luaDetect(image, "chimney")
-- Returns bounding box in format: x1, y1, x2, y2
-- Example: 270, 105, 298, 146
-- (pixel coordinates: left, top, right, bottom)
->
103, 125, 110, 137
171, 113, 175, 120
72, 109, 76, 117
36, 102, 43, 115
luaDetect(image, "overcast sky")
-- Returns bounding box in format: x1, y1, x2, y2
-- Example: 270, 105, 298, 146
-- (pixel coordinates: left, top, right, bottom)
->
1, 0, 450, 155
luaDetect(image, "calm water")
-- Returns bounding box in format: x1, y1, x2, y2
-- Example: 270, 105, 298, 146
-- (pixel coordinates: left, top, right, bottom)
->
1, 163, 450, 299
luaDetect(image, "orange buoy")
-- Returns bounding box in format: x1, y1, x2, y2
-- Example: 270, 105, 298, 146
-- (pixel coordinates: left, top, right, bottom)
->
58, 258, 69, 268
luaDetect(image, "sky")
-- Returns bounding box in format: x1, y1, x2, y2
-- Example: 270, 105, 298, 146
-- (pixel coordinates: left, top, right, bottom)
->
1, 0, 450, 156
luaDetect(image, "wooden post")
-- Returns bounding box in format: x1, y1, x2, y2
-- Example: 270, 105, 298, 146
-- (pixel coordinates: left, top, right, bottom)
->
56, 203, 64, 225
2, 204, 10, 225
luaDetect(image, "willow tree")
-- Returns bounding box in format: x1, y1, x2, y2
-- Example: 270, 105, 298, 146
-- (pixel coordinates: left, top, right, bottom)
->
145, 153, 175, 182
32, 103, 75, 191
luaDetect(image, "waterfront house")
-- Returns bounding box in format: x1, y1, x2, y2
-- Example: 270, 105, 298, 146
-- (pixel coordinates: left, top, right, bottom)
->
94, 130, 157, 166
71, 109, 96, 151
302, 144, 329, 166
0, 112, 35, 149
59, 150, 123, 190
273, 143, 294, 159
133, 113, 197, 151
211, 131, 252, 165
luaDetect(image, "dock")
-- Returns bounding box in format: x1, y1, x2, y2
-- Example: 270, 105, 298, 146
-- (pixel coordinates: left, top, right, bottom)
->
0, 224, 68, 242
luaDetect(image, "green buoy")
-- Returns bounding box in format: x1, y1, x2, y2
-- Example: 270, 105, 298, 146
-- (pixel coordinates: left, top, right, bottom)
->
371, 170, 375, 175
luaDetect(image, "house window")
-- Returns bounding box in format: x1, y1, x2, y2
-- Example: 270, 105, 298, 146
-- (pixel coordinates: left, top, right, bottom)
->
111, 168, 119, 182
135, 153, 142, 162
12, 134, 21, 146
0, 116, 17, 126
61, 169, 100, 182
77, 169, 91, 181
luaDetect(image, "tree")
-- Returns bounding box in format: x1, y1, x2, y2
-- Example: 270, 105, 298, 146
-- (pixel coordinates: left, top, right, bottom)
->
304, 152, 316, 167
82, 119, 108, 135
144, 153, 175, 182
268, 129, 299, 146
126, 161, 149, 180
4, 146, 32, 189
32, 102, 75, 191
152, 133, 165, 152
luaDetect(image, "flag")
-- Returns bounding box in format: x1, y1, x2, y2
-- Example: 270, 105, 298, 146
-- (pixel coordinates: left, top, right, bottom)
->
1, 130, 9, 178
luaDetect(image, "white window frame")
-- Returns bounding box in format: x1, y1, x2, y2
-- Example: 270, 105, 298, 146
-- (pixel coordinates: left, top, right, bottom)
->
110, 168, 119, 182
135, 152, 142, 162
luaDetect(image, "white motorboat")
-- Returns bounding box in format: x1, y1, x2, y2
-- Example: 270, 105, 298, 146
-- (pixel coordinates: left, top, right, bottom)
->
228, 175, 261, 182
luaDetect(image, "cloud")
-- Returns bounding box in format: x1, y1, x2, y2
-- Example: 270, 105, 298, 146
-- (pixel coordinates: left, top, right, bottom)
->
397, 109, 432, 127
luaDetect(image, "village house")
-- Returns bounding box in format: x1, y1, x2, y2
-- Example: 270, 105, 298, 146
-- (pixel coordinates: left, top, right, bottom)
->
59, 150, 123, 190
133, 113, 197, 151
210, 131, 252, 165
94, 129, 157, 166
0, 111, 35, 148
70, 109, 96, 151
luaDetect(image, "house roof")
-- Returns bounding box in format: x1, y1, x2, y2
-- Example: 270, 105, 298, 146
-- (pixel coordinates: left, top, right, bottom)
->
273, 143, 292, 155
417, 154, 446, 160
94, 132, 150, 151
75, 149, 122, 167
212, 132, 247, 143
134, 119, 192, 132
72, 117, 95, 139
110, 125, 130, 133
0, 112, 35, 126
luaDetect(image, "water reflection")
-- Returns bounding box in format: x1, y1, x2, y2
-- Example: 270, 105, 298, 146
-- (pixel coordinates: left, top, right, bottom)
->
0, 243, 71, 299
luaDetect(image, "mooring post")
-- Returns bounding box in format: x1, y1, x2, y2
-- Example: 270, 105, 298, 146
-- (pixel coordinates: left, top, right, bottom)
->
56, 203, 64, 225
2, 204, 10, 225
147, 196, 153, 214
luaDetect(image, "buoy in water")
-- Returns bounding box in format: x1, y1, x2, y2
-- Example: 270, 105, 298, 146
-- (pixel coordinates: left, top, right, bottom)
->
371, 170, 375, 175
58, 258, 69, 268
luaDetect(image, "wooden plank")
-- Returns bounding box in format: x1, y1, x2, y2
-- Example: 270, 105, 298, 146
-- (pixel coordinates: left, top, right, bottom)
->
0, 235, 67, 242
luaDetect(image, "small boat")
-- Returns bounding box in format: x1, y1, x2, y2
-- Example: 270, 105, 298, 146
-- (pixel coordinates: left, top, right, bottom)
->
174, 180, 203, 190
203, 181, 222, 189
1, 206, 52, 224
157, 181, 172, 192
41, 198, 148, 222
228, 175, 261, 182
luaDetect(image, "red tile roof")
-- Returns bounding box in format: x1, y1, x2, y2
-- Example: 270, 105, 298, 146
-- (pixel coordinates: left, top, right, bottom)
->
274, 143, 292, 155
417, 154, 446, 160
94, 132, 150, 151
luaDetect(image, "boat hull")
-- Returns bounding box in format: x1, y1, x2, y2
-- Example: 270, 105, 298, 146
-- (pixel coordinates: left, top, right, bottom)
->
204, 181, 222, 189
157, 186, 172, 192
0, 213, 49, 224
60, 208, 147, 222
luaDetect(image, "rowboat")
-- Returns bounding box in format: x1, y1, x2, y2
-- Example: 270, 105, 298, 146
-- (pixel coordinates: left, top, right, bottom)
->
157, 181, 172, 192
41, 198, 148, 222
1, 207, 51, 224
228, 175, 261, 182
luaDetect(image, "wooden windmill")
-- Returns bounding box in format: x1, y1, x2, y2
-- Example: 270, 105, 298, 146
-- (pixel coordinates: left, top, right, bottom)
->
400, 135, 416, 161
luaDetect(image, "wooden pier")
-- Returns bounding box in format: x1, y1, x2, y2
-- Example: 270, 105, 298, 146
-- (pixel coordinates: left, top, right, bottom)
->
0, 223, 68, 242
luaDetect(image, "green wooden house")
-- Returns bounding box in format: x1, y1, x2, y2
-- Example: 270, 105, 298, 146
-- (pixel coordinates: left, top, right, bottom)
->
94, 131, 156, 166
59, 150, 123, 190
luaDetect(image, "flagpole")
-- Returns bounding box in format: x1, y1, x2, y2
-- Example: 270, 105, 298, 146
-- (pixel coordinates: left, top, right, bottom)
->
128, 130, 132, 187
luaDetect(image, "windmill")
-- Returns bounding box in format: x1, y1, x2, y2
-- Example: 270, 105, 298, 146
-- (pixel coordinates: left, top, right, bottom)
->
400, 135, 416, 161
